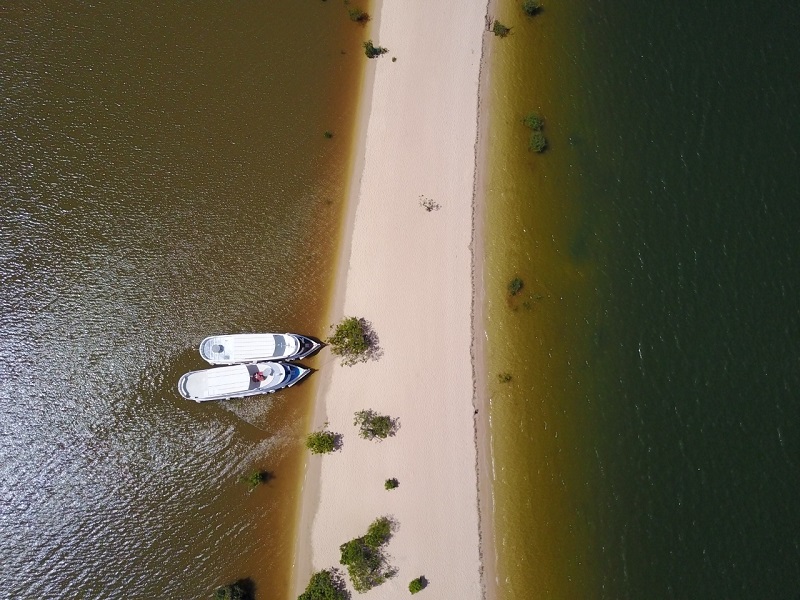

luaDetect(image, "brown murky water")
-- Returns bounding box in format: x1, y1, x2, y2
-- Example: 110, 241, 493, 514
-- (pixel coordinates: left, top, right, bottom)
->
0, 3, 370, 598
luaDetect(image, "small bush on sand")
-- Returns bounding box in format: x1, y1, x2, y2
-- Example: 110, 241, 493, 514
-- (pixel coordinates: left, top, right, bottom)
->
385, 478, 399, 490
364, 40, 388, 58
354, 409, 396, 441
306, 428, 338, 454
409, 576, 427, 594
298, 569, 348, 600
327, 316, 370, 365
339, 516, 395, 592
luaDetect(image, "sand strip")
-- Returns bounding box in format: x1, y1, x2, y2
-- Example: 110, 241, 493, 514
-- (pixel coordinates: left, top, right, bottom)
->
294, 1, 492, 598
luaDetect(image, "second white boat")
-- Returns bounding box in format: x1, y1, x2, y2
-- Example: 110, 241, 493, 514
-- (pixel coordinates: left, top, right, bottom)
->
178, 361, 310, 402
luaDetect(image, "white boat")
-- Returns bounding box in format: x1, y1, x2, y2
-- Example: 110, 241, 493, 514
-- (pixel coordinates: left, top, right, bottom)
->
199, 333, 321, 365
177, 361, 310, 402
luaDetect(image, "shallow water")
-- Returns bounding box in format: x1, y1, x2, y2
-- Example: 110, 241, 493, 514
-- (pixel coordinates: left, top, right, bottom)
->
0, 3, 367, 597
485, 0, 800, 597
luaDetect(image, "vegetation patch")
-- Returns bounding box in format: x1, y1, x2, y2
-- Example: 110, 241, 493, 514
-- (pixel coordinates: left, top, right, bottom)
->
508, 277, 524, 296
492, 20, 511, 37
497, 372, 513, 383
354, 409, 397, 441
327, 316, 379, 365
306, 426, 340, 454
348, 7, 369, 23
363, 40, 388, 58
324, 130, 334, 139
522, 0, 543, 16
408, 576, 427, 594
214, 579, 253, 600
419, 195, 441, 212
298, 569, 349, 600
239, 470, 272, 491
339, 516, 396, 593
523, 112, 547, 152
384, 478, 399, 490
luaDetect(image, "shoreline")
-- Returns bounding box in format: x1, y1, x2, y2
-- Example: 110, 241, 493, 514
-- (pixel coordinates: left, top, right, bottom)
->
472, 0, 498, 598
293, 1, 494, 598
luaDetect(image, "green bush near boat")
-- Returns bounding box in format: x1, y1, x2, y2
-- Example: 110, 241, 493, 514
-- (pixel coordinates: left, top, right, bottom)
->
339, 516, 395, 592
363, 40, 388, 58
408, 576, 427, 594
354, 409, 397, 441
522, 0, 543, 16
306, 428, 338, 454
327, 316, 370, 365
385, 477, 399, 490
492, 20, 511, 37
298, 569, 348, 600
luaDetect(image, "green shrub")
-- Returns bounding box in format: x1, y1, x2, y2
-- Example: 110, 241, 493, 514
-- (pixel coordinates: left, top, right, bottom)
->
348, 7, 369, 22
214, 580, 250, 600
523, 111, 547, 152
364, 40, 388, 58
339, 516, 395, 592
239, 470, 269, 491
306, 429, 337, 454
409, 576, 426, 594
523, 112, 543, 131
364, 516, 392, 547
529, 130, 547, 152
508, 277, 524, 296
385, 478, 399, 490
522, 0, 542, 16
298, 569, 348, 600
492, 20, 511, 37
327, 316, 370, 365
354, 409, 396, 441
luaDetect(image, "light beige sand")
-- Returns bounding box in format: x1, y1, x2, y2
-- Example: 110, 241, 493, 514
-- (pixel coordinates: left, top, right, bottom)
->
294, 1, 492, 597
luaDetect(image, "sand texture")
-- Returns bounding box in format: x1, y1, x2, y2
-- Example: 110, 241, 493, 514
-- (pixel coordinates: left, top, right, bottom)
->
296, 1, 490, 598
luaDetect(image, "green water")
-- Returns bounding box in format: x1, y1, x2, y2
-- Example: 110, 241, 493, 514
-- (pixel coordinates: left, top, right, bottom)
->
0, 3, 368, 598
485, 0, 799, 598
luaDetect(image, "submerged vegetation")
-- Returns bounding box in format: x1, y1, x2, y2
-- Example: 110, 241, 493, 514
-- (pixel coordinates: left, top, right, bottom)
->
239, 470, 271, 491
213, 579, 253, 600
522, 0, 543, 16
348, 7, 369, 23
339, 516, 395, 592
523, 112, 547, 152
492, 20, 511, 37
324, 130, 334, 139
354, 409, 397, 441
508, 277, 524, 296
363, 40, 388, 58
498, 372, 513, 383
298, 569, 349, 600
